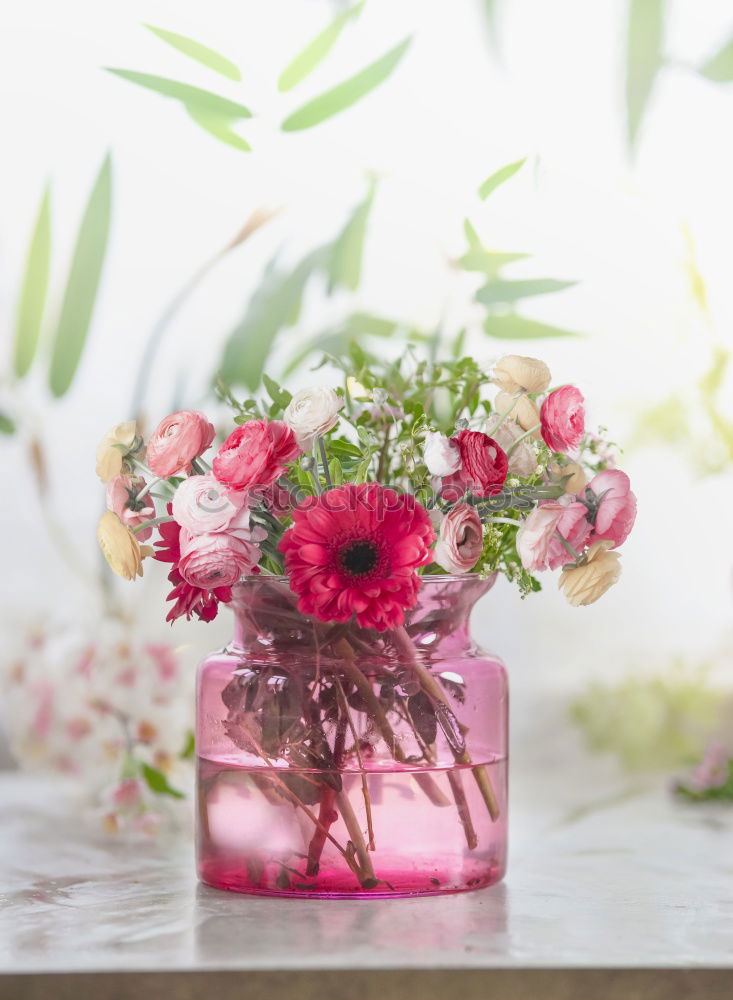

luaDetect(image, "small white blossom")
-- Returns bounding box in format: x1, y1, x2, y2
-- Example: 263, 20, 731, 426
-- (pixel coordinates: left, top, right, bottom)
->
424, 431, 461, 477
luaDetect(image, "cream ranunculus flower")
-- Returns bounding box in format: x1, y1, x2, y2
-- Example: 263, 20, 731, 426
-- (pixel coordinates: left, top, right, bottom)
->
494, 391, 542, 436
95, 421, 138, 483
97, 511, 152, 580
284, 387, 344, 451
558, 540, 621, 606
549, 459, 587, 495
493, 355, 551, 395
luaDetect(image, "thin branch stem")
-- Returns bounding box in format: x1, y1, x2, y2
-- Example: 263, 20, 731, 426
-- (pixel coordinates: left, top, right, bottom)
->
505, 422, 541, 456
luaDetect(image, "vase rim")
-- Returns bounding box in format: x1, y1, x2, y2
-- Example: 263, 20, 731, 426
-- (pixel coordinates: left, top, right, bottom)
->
235, 572, 499, 586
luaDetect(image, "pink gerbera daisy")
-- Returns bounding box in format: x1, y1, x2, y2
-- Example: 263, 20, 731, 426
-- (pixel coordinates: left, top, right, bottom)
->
279, 483, 435, 632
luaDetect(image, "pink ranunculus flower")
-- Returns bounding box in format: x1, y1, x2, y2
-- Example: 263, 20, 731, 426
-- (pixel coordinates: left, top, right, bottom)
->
586, 469, 637, 548
540, 386, 585, 454
146, 410, 216, 478
516, 498, 591, 571
178, 529, 263, 590
171, 474, 247, 535
213, 419, 300, 492
434, 503, 484, 574
105, 475, 155, 541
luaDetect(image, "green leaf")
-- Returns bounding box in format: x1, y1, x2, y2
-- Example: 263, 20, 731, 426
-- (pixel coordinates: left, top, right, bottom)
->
328, 179, 376, 292
13, 185, 51, 378
144, 24, 241, 81
626, 0, 666, 148
459, 247, 531, 275
476, 278, 577, 307
218, 248, 326, 390
0, 411, 16, 435
48, 155, 112, 397
105, 69, 252, 119
278, 2, 365, 92
186, 105, 251, 150
483, 314, 582, 339
263, 373, 293, 411
477, 157, 526, 200
281, 36, 412, 131
699, 37, 733, 82
141, 762, 185, 799
180, 730, 195, 759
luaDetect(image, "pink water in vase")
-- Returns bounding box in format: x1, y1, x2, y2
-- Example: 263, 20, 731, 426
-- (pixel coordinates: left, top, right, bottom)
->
196, 574, 508, 898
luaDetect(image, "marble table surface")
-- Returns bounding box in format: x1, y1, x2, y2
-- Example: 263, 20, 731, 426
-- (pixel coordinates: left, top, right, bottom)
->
1, 756, 732, 999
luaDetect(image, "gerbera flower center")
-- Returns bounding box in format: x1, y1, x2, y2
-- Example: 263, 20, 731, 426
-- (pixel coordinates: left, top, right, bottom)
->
338, 539, 380, 577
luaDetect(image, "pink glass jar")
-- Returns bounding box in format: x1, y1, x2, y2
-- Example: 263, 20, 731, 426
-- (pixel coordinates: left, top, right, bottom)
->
196, 574, 508, 898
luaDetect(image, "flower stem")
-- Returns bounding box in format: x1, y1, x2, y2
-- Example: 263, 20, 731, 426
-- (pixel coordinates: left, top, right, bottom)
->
487, 390, 524, 435
554, 531, 580, 561
131, 515, 174, 534
317, 437, 332, 489
505, 422, 541, 456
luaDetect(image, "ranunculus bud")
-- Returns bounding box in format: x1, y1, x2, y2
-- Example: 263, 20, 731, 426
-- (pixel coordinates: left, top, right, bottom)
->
424, 431, 461, 477
540, 386, 585, 453
558, 540, 621, 606
284, 387, 343, 450
494, 391, 541, 435
493, 355, 551, 394
95, 421, 138, 483
433, 503, 484, 574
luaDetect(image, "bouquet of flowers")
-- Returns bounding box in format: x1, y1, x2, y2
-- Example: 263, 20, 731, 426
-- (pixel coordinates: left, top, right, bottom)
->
95, 348, 637, 893
97, 349, 636, 613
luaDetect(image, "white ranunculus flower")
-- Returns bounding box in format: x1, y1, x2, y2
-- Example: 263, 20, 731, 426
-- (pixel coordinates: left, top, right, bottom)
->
283, 387, 343, 450
423, 431, 461, 477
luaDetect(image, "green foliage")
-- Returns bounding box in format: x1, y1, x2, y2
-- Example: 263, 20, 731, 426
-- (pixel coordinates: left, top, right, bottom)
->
676, 759, 733, 803
626, 0, 666, 149
476, 278, 577, 307
186, 107, 251, 150
281, 36, 412, 131
49, 154, 112, 397
483, 314, 582, 340
13, 185, 51, 378
105, 69, 252, 118
327, 179, 376, 292
570, 663, 723, 771
477, 157, 526, 200
144, 24, 241, 81
699, 37, 733, 83
141, 762, 185, 799
278, 2, 365, 91
180, 730, 195, 759
0, 412, 16, 435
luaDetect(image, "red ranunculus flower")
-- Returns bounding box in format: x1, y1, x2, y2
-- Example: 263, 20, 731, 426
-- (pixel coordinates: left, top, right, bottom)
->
442, 430, 508, 501
279, 483, 435, 632
213, 420, 300, 491
154, 507, 232, 623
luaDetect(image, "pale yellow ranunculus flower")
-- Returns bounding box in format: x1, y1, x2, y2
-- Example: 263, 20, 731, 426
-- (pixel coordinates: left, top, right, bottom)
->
494, 391, 541, 437
558, 540, 621, 607
97, 511, 152, 581
95, 420, 138, 483
493, 355, 551, 395
549, 459, 587, 495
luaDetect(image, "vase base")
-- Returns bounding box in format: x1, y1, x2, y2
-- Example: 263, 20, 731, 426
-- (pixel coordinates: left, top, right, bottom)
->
198, 858, 505, 899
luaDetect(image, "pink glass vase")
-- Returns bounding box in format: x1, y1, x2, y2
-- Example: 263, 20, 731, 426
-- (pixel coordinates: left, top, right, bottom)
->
196, 574, 508, 898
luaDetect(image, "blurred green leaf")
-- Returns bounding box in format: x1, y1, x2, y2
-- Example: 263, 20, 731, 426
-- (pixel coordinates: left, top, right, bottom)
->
281, 36, 412, 131
460, 247, 531, 275
48, 155, 112, 397
0, 411, 16, 435
144, 24, 241, 81
105, 69, 252, 119
180, 730, 195, 759
282, 312, 398, 376
328, 179, 376, 292
13, 185, 51, 378
477, 278, 577, 307
626, 0, 666, 149
141, 762, 185, 799
218, 248, 327, 390
477, 157, 526, 200
186, 106, 251, 150
699, 37, 733, 82
483, 314, 582, 339
278, 2, 365, 92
